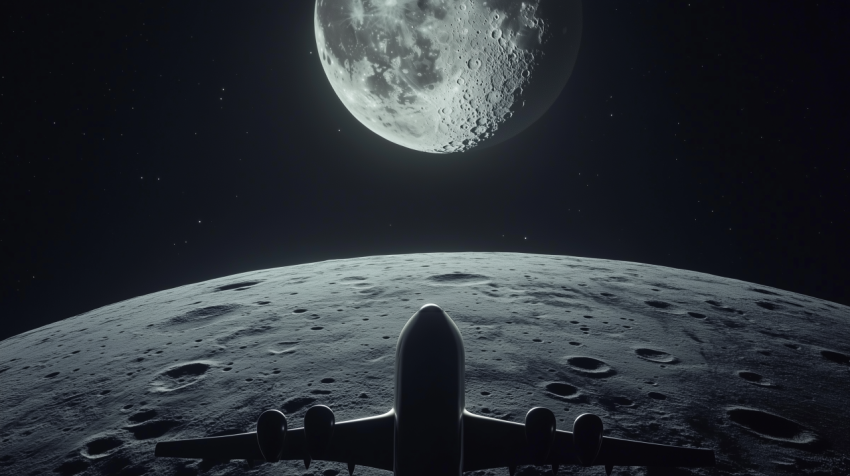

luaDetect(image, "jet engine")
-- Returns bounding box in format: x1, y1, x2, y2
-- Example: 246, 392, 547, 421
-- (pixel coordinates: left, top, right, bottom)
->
524, 407, 556, 465
304, 405, 335, 468
572, 413, 603, 466
256, 409, 288, 462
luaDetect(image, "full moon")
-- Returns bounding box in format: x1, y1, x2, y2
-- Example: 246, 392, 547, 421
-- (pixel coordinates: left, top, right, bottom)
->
315, 0, 582, 153
1, 253, 848, 475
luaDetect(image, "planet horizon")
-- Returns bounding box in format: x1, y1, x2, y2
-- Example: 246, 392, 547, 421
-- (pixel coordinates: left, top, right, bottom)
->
1, 252, 849, 476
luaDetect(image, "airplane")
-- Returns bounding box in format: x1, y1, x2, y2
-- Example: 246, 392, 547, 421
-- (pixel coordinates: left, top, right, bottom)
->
155, 303, 716, 475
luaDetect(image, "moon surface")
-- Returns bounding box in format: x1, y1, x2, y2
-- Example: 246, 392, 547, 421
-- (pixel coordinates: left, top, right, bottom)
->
1, 252, 849, 475
315, 0, 582, 153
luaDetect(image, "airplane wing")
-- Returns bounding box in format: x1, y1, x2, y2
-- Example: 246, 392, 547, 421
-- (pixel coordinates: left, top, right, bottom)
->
155, 409, 395, 471
155, 431, 264, 461
594, 436, 716, 467
462, 411, 715, 472
462, 410, 581, 470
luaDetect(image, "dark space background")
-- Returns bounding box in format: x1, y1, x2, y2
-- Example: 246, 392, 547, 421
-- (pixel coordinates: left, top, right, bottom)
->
2, 1, 848, 342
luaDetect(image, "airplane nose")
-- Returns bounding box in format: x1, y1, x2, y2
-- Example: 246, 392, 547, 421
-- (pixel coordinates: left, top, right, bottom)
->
414, 304, 452, 325
405, 304, 461, 341
418, 303, 443, 313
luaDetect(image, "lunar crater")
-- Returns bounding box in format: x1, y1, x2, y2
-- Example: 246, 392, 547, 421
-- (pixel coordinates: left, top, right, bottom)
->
282, 396, 317, 414
544, 382, 579, 398
726, 407, 820, 445
151, 361, 214, 392
124, 419, 181, 440
426, 273, 491, 286
736, 370, 776, 387
81, 435, 124, 459
634, 348, 678, 364
164, 362, 210, 378
164, 305, 243, 330
705, 300, 743, 314
128, 409, 158, 423
564, 356, 616, 378
213, 281, 262, 292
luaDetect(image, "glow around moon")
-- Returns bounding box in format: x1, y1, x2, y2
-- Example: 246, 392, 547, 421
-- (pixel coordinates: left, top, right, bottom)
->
315, 0, 582, 153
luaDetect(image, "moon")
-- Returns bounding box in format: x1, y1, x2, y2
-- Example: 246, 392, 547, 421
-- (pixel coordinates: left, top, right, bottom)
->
1, 253, 848, 475
314, 0, 583, 153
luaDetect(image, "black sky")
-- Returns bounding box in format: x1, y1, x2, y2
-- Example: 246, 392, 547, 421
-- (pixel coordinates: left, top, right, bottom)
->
2, 1, 848, 341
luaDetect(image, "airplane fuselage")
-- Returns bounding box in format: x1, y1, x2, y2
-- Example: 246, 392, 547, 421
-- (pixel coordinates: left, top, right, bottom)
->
154, 303, 717, 473
393, 304, 465, 476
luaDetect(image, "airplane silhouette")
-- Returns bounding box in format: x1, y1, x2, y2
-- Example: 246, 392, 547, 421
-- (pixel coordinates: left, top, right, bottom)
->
155, 304, 716, 475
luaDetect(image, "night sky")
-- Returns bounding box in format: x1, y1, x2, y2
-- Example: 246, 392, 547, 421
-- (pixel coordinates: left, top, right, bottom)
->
3, 1, 848, 342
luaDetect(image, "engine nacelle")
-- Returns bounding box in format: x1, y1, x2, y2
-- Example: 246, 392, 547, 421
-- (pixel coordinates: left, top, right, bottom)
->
256, 409, 288, 462
304, 405, 335, 463
572, 413, 603, 466
524, 407, 556, 464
